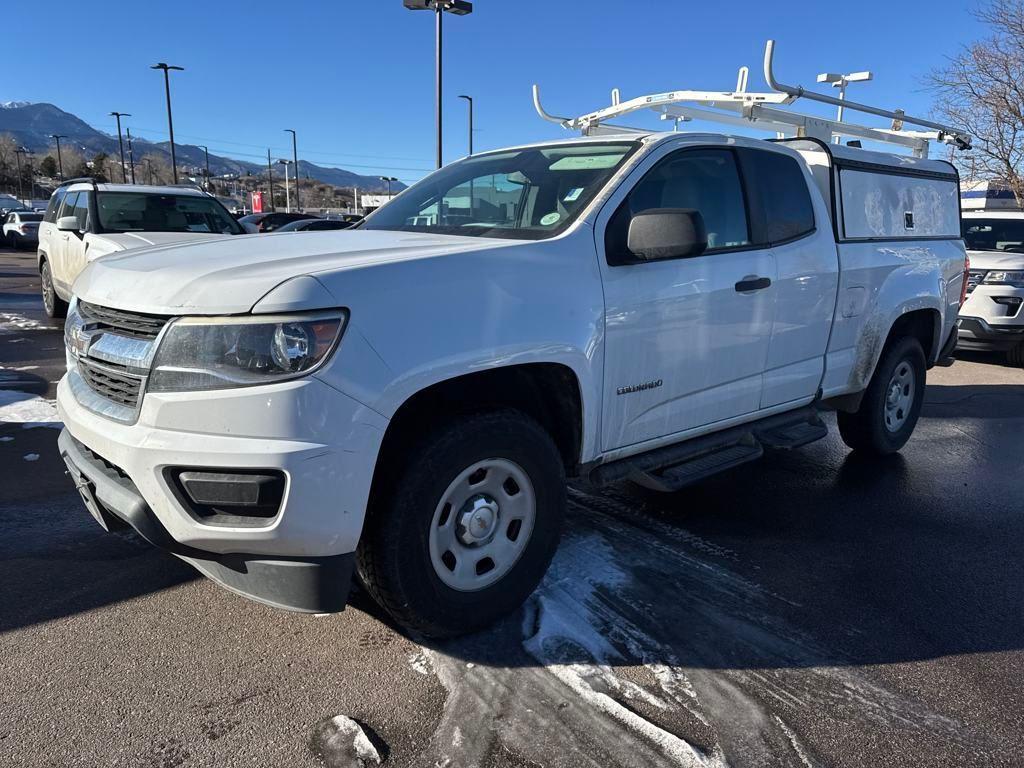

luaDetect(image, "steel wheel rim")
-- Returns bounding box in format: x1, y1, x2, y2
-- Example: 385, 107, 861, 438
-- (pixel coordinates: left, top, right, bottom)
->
883, 360, 915, 433
42, 265, 54, 315
428, 457, 536, 592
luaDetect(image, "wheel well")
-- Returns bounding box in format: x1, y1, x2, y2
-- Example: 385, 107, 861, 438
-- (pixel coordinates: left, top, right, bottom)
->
888, 309, 939, 363
371, 364, 584, 496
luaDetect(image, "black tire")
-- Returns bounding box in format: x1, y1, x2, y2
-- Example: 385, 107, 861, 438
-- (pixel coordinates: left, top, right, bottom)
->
1008, 342, 1024, 367
356, 410, 566, 638
7, 233, 18, 250
40, 259, 68, 319
837, 336, 926, 456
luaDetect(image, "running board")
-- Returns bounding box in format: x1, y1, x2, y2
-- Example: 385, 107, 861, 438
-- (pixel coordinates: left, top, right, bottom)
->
588, 407, 828, 492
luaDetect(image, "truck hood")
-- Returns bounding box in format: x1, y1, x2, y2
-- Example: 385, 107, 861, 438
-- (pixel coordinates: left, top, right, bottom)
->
73, 229, 505, 315
96, 231, 230, 250
966, 249, 1024, 270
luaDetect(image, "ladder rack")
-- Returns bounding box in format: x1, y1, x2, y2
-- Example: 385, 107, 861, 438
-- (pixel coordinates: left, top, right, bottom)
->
532, 40, 971, 159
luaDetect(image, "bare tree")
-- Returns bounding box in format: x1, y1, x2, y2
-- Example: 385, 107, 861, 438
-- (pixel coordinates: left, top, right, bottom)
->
931, 0, 1024, 203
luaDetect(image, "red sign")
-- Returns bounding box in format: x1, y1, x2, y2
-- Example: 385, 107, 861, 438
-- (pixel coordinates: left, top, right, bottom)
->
251, 191, 264, 213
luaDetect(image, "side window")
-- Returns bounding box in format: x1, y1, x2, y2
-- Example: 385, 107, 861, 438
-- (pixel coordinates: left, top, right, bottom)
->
59, 191, 79, 221
739, 149, 815, 245
73, 192, 91, 230
44, 188, 66, 223
606, 148, 750, 265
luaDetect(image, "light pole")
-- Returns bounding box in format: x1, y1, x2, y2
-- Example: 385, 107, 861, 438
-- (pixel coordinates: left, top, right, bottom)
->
14, 147, 27, 202
109, 112, 131, 182
457, 94, 473, 155
50, 134, 67, 181
126, 128, 137, 184
284, 129, 300, 211
266, 149, 277, 212
816, 70, 873, 142
278, 159, 293, 211
403, 0, 473, 169
151, 62, 184, 183
379, 176, 398, 199
198, 145, 211, 190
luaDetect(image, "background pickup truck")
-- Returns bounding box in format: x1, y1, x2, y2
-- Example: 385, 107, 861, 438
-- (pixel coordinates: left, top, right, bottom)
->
57, 132, 967, 637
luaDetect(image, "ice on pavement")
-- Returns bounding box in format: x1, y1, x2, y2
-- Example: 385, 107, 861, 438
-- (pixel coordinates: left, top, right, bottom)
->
310, 715, 382, 768
0, 390, 61, 427
414, 486, 967, 767
0, 312, 53, 334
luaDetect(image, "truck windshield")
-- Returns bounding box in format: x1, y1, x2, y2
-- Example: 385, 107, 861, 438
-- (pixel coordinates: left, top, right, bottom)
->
95, 192, 244, 235
360, 141, 640, 240
963, 218, 1024, 252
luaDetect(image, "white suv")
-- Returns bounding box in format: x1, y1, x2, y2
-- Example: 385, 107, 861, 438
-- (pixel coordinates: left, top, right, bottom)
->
960, 211, 1024, 365
37, 180, 245, 318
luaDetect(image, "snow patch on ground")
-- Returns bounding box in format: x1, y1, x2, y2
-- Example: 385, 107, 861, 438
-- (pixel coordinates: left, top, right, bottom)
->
0, 313, 53, 334
408, 651, 432, 676
410, 487, 968, 767
0, 390, 61, 427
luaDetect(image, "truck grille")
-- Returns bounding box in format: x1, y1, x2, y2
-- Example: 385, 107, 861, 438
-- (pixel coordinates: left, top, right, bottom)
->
78, 358, 144, 409
966, 269, 988, 296
78, 301, 170, 341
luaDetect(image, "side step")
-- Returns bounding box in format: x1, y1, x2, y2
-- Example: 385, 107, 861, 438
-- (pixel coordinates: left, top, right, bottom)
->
630, 436, 763, 492
588, 406, 828, 492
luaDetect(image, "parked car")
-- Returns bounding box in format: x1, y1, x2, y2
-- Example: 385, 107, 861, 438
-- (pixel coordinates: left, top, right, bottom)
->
960, 211, 1024, 365
57, 132, 965, 638
274, 218, 354, 233
0, 195, 23, 215
3, 210, 42, 249
238, 211, 318, 233
37, 179, 246, 318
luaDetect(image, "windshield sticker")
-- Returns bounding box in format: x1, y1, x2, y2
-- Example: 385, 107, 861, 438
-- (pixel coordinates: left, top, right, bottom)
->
564, 187, 584, 202
540, 212, 561, 226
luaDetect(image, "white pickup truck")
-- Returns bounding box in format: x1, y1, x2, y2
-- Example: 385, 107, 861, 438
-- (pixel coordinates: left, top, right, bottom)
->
56, 129, 967, 637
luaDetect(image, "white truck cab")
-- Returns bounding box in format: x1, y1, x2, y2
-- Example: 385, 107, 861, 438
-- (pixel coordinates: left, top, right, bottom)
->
36, 179, 245, 318
960, 211, 1024, 364
56, 43, 971, 637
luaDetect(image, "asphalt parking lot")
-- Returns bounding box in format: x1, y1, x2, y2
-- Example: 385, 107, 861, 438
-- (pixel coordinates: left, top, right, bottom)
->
1, 245, 1023, 768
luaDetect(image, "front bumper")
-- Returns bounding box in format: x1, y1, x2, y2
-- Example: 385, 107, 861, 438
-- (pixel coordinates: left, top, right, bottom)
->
59, 429, 355, 612
957, 316, 1024, 352
57, 370, 389, 612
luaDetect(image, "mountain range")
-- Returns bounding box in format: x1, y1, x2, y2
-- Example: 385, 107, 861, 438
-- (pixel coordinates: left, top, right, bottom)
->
0, 102, 405, 193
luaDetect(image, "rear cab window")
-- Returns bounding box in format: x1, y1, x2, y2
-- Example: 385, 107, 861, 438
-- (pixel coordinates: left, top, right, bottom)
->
737, 149, 816, 245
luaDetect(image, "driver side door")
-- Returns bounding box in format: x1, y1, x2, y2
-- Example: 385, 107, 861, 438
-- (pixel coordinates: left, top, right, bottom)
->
596, 145, 777, 452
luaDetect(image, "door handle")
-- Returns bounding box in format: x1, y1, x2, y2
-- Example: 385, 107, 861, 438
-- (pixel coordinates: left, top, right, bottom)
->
735, 276, 772, 293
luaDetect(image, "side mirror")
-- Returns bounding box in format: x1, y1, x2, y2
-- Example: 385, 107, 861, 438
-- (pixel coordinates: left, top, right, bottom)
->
57, 216, 80, 232
627, 208, 707, 261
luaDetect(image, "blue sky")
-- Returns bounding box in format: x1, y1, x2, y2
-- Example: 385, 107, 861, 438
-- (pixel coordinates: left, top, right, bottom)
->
5, 1, 983, 183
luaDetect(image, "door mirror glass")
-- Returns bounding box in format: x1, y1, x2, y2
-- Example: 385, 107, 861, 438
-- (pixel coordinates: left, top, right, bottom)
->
57, 215, 80, 232
627, 208, 707, 260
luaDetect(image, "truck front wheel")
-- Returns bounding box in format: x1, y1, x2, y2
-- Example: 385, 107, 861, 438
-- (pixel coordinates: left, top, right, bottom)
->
838, 336, 926, 456
356, 410, 566, 638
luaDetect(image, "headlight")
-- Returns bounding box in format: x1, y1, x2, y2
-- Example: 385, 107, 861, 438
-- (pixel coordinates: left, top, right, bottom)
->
148, 311, 346, 392
982, 270, 1024, 287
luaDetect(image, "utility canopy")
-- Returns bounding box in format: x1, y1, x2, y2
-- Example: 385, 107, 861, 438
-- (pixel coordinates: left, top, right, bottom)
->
532, 40, 971, 159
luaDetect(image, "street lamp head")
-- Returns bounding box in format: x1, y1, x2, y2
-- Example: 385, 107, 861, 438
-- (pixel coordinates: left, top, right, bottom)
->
284, 128, 296, 135
817, 71, 873, 86
278, 159, 292, 165
151, 63, 184, 71
403, 0, 472, 13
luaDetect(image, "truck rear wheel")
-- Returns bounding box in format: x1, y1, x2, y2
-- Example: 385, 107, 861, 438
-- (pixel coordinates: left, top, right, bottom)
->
356, 410, 566, 638
838, 336, 926, 456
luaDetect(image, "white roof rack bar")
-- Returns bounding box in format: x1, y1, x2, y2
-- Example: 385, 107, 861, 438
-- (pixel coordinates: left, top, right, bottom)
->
532, 40, 972, 158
